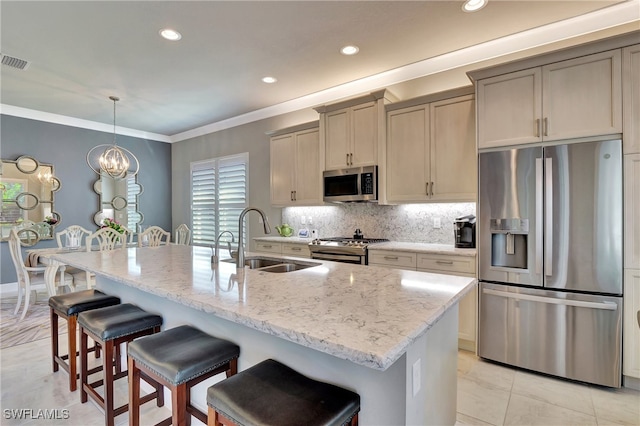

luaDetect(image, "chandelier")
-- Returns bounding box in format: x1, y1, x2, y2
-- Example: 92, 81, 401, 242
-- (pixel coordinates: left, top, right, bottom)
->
86, 96, 139, 179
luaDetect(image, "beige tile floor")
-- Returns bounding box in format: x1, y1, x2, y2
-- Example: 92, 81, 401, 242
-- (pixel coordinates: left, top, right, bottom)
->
1, 332, 639, 426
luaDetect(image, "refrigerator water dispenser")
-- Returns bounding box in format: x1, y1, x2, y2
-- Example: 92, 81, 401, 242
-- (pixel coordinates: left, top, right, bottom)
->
490, 219, 528, 269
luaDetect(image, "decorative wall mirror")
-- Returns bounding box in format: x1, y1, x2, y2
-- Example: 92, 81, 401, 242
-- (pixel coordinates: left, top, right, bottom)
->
0, 155, 61, 243
92, 171, 144, 232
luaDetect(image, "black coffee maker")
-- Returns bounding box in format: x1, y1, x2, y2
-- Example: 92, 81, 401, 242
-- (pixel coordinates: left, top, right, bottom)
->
454, 215, 476, 248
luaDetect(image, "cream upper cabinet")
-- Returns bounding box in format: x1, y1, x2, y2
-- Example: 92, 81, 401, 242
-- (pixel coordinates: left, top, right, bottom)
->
477, 68, 542, 148
270, 125, 321, 207
623, 44, 640, 155
324, 101, 377, 170
430, 95, 476, 201
477, 50, 622, 149
386, 91, 476, 203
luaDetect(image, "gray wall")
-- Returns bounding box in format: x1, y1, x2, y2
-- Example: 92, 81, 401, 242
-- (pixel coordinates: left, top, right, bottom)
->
1, 115, 171, 284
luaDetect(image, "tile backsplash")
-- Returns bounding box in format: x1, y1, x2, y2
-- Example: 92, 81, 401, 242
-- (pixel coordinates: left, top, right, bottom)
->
282, 203, 476, 244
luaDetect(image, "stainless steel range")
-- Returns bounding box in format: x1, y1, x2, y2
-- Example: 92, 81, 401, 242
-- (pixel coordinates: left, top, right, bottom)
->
308, 237, 389, 265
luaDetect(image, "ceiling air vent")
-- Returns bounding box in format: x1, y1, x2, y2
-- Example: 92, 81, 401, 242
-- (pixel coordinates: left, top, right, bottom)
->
0, 54, 30, 70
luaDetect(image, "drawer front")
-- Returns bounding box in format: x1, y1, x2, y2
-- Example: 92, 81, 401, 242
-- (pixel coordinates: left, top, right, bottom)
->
417, 254, 476, 275
254, 241, 282, 254
369, 250, 417, 270
282, 243, 310, 258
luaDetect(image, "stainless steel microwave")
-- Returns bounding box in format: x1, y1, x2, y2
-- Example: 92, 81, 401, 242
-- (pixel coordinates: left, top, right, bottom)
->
323, 166, 377, 203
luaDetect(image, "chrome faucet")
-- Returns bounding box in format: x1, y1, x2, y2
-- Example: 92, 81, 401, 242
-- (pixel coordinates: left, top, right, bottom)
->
237, 207, 271, 268
212, 231, 235, 264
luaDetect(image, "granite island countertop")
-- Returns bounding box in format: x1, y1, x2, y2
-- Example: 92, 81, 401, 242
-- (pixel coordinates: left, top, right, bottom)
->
48, 245, 475, 371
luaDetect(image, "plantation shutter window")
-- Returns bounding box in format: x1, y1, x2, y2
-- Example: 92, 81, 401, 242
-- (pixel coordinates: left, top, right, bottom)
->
191, 153, 248, 247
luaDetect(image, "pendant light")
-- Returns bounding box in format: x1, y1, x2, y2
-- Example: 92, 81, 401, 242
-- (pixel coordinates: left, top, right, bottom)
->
87, 96, 139, 179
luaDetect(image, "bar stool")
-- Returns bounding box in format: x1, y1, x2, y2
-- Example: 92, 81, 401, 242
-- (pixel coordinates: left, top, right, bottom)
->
128, 325, 240, 426
78, 303, 164, 426
207, 359, 360, 426
49, 289, 121, 391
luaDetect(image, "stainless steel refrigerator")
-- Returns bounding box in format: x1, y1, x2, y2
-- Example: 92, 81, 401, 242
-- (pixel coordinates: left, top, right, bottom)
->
478, 139, 623, 388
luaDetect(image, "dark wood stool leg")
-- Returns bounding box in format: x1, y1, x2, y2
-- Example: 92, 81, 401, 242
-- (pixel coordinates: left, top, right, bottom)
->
172, 383, 188, 426
226, 358, 237, 378
103, 339, 115, 426
350, 413, 359, 425
80, 326, 88, 403
50, 308, 59, 373
128, 357, 141, 426
67, 314, 77, 392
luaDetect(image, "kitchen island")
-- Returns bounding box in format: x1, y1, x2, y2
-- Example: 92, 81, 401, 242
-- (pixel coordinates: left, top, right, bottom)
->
49, 244, 476, 425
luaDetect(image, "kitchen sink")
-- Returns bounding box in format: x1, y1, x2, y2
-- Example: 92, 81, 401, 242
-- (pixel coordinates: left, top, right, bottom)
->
222, 256, 320, 273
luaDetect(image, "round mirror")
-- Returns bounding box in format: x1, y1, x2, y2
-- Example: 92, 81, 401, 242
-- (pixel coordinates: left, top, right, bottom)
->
15, 192, 39, 210
111, 196, 128, 210
51, 177, 61, 192
15, 156, 39, 174
16, 228, 40, 247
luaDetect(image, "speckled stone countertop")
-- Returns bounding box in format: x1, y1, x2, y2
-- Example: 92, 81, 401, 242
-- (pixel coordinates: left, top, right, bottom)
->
49, 245, 475, 371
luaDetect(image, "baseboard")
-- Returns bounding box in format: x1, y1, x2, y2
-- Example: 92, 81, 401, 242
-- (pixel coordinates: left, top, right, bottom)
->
0, 282, 19, 296
458, 338, 476, 353
623, 375, 640, 391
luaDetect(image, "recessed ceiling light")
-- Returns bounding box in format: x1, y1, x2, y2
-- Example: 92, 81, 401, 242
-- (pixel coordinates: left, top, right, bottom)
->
340, 45, 359, 56
160, 29, 182, 41
262, 76, 277, 84
462, 0, 487, 12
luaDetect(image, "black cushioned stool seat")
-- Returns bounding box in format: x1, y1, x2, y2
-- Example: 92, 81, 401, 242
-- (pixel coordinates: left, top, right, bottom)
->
128, 325, 240, 426
207, 359, 360, 426
78, 303, 163, 426
49, 289, 120, 392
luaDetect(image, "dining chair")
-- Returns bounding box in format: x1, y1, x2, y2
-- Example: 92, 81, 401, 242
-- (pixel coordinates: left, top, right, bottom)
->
8, 229, 74, 320
175, 224, 191, 245
138, 226, 171, 247
85, 227, 126, 251
56, 225, 91, 249
120, 225, 135, 244
56, 225, 95, 289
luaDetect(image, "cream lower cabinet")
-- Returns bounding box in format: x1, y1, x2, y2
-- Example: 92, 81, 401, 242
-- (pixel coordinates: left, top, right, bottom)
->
386, 92, 476, 203
369, 249, 477, 351
270, 125, 321, 207
416, 253, 477, 352
476, 49, 622, 149
624, 269, 640, 381
253, 240, 310, 259
368, 250, 417, 270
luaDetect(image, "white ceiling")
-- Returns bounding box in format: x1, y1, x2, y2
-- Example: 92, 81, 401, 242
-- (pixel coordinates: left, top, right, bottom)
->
1, 1, 639, 143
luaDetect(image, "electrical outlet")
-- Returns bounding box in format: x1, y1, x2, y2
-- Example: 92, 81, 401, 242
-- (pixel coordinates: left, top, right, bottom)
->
412, 359, 421, 396
433, 217, 441, 228
308, 216, 313, 224
301, 216, 306, 225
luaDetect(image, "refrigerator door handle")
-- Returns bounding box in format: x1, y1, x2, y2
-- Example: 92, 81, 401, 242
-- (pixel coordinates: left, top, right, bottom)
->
535, 158, 543, 275
482, 288, 618, 311
545, 157, 553, 276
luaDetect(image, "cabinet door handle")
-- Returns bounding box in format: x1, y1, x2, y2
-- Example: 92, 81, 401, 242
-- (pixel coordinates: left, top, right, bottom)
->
290, 191, 294, 201
346, 153, 349, 166
543, 117, 548, 137
426, 182, 429, 196
430, 181, 434, 196
350, 153, 353, 165
293, 190, 297, 201
384, 255, 399, 260
291, 247, 302, 251
436, 260, 454, 265
535, 118, 540, 137
263, 245, 272, 249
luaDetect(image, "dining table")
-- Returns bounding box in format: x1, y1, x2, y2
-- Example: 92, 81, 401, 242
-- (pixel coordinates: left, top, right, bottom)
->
26, 244, 138, 296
